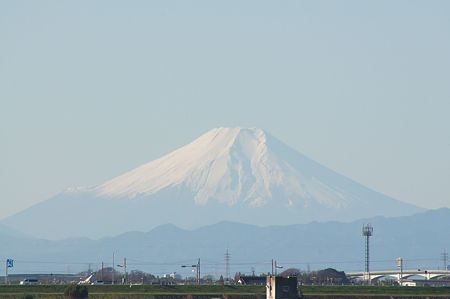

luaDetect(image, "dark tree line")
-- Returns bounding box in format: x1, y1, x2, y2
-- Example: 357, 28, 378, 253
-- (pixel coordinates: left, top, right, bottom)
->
280, 268, 349, 285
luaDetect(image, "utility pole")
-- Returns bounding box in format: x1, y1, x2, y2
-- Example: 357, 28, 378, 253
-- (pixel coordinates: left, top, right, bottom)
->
101, 262, 104, 281
271, 259, 274, 276
112, 252, 115, 285
197, 258, 201, 285
124, 257, 127, 284
181, 259, 201, 285
396, 257, 403, 286
116, 257, 127, 284
274, 260, 283, 276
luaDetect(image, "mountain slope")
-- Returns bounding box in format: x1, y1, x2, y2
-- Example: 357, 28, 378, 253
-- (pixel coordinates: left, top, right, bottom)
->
1, 208, 448, 275
95, 127, 343, 207
2, 127, 421, 239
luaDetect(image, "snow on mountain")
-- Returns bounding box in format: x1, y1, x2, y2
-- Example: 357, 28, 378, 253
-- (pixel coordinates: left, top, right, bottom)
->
2, 127, 423, 239
94, 127, 351, 209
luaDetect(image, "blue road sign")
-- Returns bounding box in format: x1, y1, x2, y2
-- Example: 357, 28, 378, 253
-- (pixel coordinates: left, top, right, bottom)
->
6, 259, 14, 268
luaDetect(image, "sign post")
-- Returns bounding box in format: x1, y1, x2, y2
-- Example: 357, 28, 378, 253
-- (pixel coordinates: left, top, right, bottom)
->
6, 259, 14, 284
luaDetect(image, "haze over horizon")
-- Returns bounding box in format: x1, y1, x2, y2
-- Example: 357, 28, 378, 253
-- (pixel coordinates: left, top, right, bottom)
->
1, 1, 450, 219
2, 127, 423, 240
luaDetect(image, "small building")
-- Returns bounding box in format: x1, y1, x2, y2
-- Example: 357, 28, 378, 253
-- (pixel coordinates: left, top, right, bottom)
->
400, 280, 416, 286
162, 272, 182, 280
236, 275, 267, 285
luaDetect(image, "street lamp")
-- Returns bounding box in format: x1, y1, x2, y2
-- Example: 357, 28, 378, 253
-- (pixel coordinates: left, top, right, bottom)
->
181, 258, 200, 285
116, 257, 127, 284
274, 261, 283, 276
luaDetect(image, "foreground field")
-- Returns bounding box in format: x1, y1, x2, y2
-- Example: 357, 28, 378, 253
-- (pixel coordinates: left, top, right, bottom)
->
1, 284, 450, 299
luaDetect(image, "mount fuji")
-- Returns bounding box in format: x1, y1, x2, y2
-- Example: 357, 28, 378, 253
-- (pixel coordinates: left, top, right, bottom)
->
3, 127, 422, 239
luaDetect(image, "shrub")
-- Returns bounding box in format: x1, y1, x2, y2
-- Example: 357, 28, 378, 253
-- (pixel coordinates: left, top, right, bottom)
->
64, 284, 89, 299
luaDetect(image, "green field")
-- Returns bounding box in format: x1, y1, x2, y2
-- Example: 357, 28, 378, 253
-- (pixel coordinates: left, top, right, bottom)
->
1, 285, 450, 299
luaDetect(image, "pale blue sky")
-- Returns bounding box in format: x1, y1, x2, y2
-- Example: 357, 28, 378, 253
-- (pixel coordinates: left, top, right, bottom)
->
1, 1, 449, 219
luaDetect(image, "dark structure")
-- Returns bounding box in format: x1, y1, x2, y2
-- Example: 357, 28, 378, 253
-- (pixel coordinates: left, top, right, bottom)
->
4, 273, 81, 284
266, 276, 299, 299
362, 223, 373, 283
236, 275, 267, 285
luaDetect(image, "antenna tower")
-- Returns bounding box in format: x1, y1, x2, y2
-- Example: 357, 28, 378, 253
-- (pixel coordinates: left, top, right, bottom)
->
362, 223, 373, 284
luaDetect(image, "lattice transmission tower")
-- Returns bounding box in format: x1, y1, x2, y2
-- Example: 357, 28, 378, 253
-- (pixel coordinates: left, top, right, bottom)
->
225, 249, 231, 283
441, 249, 449, 270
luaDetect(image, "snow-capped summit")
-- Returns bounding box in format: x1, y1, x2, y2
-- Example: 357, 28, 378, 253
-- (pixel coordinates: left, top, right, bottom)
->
95, 127, 271, 203
94, 127, 351, 209
3, 127, 422, 239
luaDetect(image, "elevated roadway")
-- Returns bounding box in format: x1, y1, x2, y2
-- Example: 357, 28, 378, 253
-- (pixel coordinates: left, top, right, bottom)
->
347, 269, 450, 281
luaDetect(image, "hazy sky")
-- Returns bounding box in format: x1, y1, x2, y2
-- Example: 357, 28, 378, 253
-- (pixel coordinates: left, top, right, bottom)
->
1, 1, 449, 219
